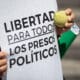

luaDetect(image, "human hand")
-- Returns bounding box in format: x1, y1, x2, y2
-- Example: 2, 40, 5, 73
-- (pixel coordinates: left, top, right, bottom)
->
56, 8, 75, 36
0, 52, 7, 77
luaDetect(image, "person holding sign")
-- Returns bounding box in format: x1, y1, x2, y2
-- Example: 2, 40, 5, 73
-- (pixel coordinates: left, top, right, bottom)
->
0, 8, 77, 79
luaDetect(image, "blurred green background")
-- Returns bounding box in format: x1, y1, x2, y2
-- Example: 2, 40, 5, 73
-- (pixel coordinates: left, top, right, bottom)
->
57, 0, 80, 80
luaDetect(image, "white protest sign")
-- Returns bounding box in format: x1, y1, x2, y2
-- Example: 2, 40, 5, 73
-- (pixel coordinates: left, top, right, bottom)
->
0, 0, 63, 80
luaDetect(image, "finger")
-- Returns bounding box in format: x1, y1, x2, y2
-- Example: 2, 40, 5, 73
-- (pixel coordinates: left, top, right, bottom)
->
0, 65, 7, 73
0, 59, 7, 67
0, 52, 7, 59
65, 22, 73, 28
65, 8, 72, 15
68, 14, 75, 22
71, 12, 75, 20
